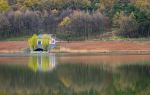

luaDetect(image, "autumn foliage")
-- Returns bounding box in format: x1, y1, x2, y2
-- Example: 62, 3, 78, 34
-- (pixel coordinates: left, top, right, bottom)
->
0, 0, 149, 40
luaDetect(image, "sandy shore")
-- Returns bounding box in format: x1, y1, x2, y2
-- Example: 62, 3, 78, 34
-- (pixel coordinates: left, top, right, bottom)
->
0, 41, 150, 54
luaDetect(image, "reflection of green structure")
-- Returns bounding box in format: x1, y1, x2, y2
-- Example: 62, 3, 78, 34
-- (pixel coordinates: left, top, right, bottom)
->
28, 54, 56, 72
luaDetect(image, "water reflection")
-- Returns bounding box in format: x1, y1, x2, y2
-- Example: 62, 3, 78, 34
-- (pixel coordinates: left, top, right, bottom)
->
28, 53, 56, 72
0, 55, 149, 95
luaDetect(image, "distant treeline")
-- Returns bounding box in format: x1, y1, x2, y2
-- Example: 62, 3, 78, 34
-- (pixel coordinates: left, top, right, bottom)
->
0, 0, 150, 40
0, 10, 109, 40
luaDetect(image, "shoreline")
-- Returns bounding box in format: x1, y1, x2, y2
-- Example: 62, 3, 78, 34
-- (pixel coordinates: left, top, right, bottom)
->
0, 41, 150, 55
52, 49, 150, 55
0, 49, 150, 55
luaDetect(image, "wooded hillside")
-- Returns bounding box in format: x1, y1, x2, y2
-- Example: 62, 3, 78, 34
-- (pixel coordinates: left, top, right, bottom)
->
0, 0, 150, 40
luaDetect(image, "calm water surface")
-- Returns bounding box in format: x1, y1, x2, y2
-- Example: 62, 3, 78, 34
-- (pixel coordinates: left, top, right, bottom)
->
0, 54, 150, 95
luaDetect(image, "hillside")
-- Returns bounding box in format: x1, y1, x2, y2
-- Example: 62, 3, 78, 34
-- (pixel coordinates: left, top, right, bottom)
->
0, 0, 149, 40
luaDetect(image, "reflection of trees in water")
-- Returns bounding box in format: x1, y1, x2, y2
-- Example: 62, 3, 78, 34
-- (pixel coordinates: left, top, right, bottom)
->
28, 54, 56, 72
0, 61, 150, 95
57, 64, 113, 93
0, 62, 113, 95
113, 63, 150, 95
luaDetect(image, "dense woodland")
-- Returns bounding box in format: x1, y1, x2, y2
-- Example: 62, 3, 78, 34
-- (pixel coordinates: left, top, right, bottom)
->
0, 0, 150, 40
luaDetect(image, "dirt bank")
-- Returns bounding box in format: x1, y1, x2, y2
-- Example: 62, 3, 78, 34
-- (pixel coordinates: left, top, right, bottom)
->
57, 41, 150, 54
0, 41, 28, 53
0, 41, 150, 54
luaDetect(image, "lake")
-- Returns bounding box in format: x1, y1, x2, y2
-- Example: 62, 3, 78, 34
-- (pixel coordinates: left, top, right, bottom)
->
0, 53, 150, 95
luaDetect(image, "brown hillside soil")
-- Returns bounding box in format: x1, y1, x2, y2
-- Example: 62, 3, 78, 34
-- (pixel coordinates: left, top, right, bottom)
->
0, 41, 150, 53
0, 41, 28, 53
59, 41, 150, 50
58, 41, 150, 54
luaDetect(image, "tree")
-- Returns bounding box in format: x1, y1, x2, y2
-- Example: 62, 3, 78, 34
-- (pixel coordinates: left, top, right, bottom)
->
42, 34, 50, 51
98, 0, 116, 13
59, 16, 71, 27
80, 0, 91, 9
16, 0, 43, 10
58, 11, 108, 40
12, 10, 24, 36
0, 13, 10, 38
113, 11, 139, 37
42, 10, 58, 33
24, 10, 40, 34
113, 11, 124, 27
28, 34, 38, 50
132, 0, 150, 11
59, 16, 72, 41
70, 11, 91, 39
0, 0, 9, 12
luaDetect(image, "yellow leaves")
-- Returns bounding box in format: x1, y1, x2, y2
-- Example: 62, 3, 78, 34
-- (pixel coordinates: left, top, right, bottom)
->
59, 16, 71, 27
28, 34, 50, 51
24, 0, 39, 7
42, 34, 50, 51
98, 0, 116, 12
28, 34, 38, 50
17, 0, 42, 9
135, 0, 146, 7
0, 0, 9, 12
133, 0, 150, 10
81, 0, 91, 7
